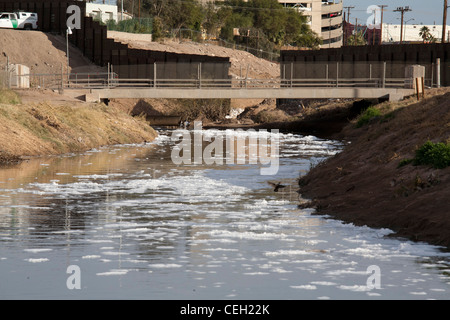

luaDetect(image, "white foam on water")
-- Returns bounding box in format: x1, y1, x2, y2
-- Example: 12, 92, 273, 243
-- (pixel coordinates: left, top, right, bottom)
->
97, 269, 129, 276
264, 250, 312, 257
291, 285, 317, 290
204, 230, 287, 241
24, 249, 52, 253
25, 258, 49, 263
338, 285, 370, 292
148, 263, 183, 268
82, 255, 101, 259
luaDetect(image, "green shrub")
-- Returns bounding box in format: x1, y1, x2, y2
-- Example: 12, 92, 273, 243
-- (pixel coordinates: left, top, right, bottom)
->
356, 107, 381, 128
398, 158, 413, 167
413, 141, 450, 169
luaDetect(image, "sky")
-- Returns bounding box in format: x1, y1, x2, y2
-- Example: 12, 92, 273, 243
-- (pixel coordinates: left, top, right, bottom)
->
342, 0, 447, 26
95, 0, 447, 26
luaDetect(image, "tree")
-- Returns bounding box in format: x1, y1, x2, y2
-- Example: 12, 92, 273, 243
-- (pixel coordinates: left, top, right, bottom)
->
347, 31, 367, 46
122, 0, 321, 49
219, 0, 321, 48
419, 26, 436, 43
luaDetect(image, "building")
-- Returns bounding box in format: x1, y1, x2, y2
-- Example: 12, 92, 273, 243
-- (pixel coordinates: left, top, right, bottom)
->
382, 23, 450, 43
85, 2, 118, 23
278, 0, 344, 48
202, 0, 344, 48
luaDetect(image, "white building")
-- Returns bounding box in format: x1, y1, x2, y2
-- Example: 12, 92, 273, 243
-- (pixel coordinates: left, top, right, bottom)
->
383, 23, 450, 43
86, 3, 118, 23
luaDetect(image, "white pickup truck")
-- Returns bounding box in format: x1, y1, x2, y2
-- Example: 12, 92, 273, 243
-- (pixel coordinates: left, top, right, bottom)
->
0, 12, 38, 30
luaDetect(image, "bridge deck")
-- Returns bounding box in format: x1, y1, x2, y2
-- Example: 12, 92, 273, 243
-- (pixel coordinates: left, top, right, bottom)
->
86, 87, 415, 102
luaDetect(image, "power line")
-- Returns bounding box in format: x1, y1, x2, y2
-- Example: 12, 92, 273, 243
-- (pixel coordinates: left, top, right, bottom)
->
394, 6, 412, 44
343, 6, 354, 46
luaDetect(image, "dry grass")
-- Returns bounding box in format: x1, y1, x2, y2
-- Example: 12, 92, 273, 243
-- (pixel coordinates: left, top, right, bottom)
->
0, 90, 157, 162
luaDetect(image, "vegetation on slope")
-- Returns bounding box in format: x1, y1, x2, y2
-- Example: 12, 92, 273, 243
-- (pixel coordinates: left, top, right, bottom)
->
0, 89, 157, 163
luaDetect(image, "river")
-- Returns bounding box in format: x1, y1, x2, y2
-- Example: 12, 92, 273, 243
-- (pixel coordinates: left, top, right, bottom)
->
0, 128, 449, 300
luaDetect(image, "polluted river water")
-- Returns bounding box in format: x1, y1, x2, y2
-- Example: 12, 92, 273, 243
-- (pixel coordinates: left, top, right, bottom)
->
0, 128, 449, 300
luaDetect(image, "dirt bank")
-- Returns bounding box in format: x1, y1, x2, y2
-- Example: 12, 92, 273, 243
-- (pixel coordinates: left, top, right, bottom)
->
298, 88, 450, 249
0, 89, 157, 164
0, 29, 105, 75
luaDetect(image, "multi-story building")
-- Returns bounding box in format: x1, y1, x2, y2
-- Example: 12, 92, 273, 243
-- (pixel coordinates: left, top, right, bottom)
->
202, 0, 344, 48
278, 0, 344, 48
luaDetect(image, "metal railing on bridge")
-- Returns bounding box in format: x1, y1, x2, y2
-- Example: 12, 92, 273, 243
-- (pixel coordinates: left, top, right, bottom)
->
3, 61, 436, 91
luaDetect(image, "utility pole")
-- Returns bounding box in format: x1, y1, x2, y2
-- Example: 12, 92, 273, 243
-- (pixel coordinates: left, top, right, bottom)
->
344, 6, 355, 46
394, 6, 412, 44
443, 0, 448, 43
379, 5, 388, 45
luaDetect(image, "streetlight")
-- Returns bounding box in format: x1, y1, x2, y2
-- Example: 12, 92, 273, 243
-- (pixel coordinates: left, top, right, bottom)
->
66, 26, 72, 88
66, 26, 72, 71
404, 18, 415, 42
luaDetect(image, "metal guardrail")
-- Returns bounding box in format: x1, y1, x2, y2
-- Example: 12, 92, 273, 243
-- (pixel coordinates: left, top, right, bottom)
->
104, 77, 408, 90
9, 71, 410, 91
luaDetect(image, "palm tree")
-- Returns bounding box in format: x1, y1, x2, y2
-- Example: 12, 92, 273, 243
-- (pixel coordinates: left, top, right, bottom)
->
419, 26, 436, 43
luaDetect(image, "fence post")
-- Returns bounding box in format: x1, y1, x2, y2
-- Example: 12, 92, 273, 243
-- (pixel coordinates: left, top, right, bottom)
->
107, 62, 110, 89
198, 62, 202, 88
436, 58, 441, 88
60, 63, 63, 91
336, 62, 339, 88
290, 62, 293, 88
245, 64, 249, 89
382, 62, 386, 88
431, 63, 434, 87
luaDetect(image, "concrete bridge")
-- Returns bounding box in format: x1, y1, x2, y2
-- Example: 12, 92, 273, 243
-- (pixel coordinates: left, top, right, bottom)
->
83, 78, 416, 103
85, 87, 413, 102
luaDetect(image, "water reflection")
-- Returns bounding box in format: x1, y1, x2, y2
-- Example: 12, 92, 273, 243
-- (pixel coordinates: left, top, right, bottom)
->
0, 130, 449, 300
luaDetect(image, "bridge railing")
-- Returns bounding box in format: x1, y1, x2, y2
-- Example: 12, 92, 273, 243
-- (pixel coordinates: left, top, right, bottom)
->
11, 73, 410, 90
105, 77, 407, 89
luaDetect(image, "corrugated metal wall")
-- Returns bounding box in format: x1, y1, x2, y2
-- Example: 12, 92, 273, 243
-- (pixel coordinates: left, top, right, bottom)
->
0, 0, 231, 80
281, 43, 450, 86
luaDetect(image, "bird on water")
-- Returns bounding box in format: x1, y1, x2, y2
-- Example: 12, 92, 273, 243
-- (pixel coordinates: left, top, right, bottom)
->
268, 182, 287, 192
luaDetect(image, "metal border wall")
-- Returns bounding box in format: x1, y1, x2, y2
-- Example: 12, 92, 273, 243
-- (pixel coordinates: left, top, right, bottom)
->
0, 0, 231, 83
281, 43, 450, 87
